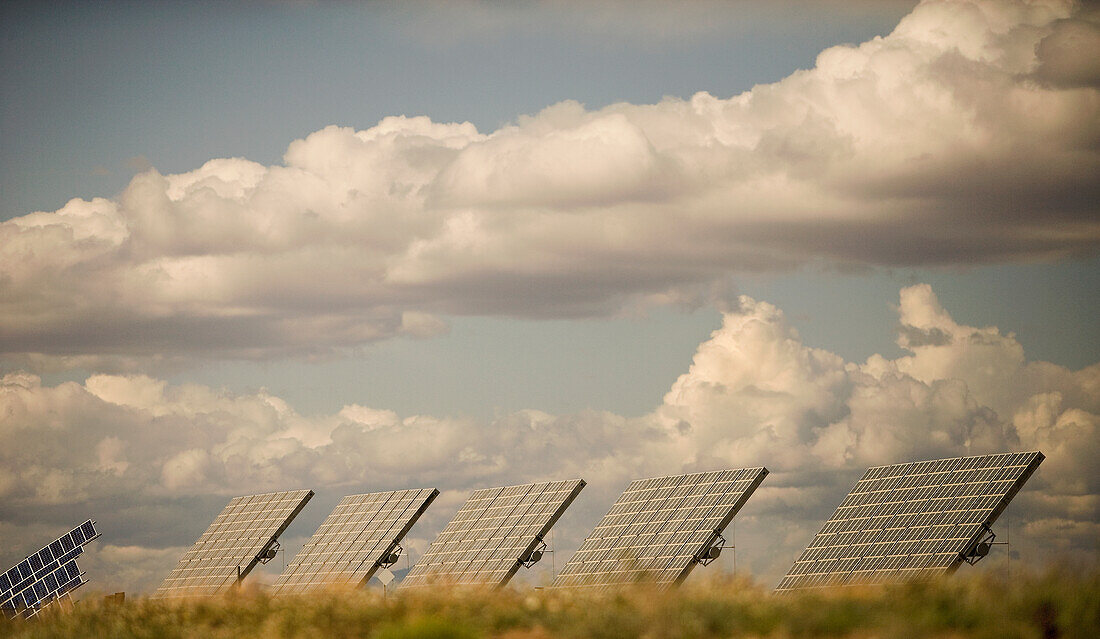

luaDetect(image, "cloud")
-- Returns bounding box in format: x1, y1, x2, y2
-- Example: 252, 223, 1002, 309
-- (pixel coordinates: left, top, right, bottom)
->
1, 284, 1095, 592
1034, 6, 1100, 88
1, 0, 1097, 366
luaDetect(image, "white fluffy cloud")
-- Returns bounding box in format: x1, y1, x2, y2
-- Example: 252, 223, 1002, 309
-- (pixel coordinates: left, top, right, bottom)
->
1, 0, 1097, 366
1, 285, 1095, 592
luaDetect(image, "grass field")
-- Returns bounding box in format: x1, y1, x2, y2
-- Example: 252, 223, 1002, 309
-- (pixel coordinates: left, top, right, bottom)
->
3, 566, 1097, 638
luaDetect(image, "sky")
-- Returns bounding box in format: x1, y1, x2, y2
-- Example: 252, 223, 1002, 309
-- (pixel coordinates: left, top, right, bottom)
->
1, 0, 1098, 595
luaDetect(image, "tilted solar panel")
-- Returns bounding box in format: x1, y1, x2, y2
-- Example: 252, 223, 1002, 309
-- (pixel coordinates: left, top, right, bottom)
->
775, 451, 1044, 592
401, 479, 585, 588
271, 488, 438, 595
552, 467, 768, 590
1, 520, 100, 619
154, 489, 313, 598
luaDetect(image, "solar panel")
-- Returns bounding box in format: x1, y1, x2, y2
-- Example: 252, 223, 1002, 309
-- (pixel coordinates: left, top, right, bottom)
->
552, 467, 768, 590
401, 479, 585, 588
1, 520, 100, 619
776, 451, 1044, 591
154, 489, 313, 598
271, 488, 439, 595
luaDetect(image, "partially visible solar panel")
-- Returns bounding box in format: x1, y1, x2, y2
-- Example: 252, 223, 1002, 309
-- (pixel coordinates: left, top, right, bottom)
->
401, 479, 585, 588
1, 520, 100, 619
552, 467, 768, 590
272, 488, 439, 595
776, 451, 1044, 592
154, 489, 313, 598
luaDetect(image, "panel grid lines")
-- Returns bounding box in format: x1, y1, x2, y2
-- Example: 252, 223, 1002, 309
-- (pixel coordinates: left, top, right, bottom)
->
154, 490, 313, 598
775, 451, 1044, 591
271, 488, 437, 595
401, 479, 585, 588
552, 467, 768, 590
1, 520, 99, 619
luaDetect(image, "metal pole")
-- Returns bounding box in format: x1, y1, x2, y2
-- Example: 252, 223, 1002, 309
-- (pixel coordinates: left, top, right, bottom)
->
551, 528, 555, 576
732, 521, 736, 575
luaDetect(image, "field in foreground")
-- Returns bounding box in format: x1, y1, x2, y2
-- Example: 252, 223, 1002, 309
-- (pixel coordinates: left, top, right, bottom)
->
3, 567, 1097, 639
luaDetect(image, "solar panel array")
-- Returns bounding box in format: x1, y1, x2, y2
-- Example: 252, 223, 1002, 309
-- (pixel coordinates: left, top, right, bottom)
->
402, 479, 585, 588
776, 451, 1044, 591
272, 488, 438, 595
154, 490, 313, 598
1, 520, 99, 619
552, 468, 768, 589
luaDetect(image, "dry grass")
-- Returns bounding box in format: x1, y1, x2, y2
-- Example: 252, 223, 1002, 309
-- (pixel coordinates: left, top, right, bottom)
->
3, 566, 1097, 639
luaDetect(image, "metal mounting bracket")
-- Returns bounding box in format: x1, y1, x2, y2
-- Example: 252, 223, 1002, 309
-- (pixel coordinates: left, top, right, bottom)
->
960, 524, 996, 565
694, 532, 726, 566
521, 539, 548, 568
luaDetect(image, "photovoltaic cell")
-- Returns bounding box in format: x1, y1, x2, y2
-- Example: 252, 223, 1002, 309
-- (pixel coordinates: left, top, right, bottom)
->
1, 520, 100, 619
154, 489, 313, 598
552, 467, 768, 590
776, 451, 1044, 592
401, 479, 585, 588
271, 488, 438, 595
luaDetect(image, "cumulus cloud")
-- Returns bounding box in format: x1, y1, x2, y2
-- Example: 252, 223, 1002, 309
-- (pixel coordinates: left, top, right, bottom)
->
1, 0, 1097, 366
1, 285, 1095, 592
1034, 6, 1100, 88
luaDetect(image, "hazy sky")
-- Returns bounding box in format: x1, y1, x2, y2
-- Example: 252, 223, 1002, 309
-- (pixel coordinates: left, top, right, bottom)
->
1, 0, 1097, 594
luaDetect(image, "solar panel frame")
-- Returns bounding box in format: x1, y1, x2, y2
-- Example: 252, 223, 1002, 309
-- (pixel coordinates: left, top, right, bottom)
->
551, 467, 768, 590
401, 479, 585, 589
1, 520, 100, 619
271, 488, 439, 595
154, 489, 314, 598
775, 451, 1044, 592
